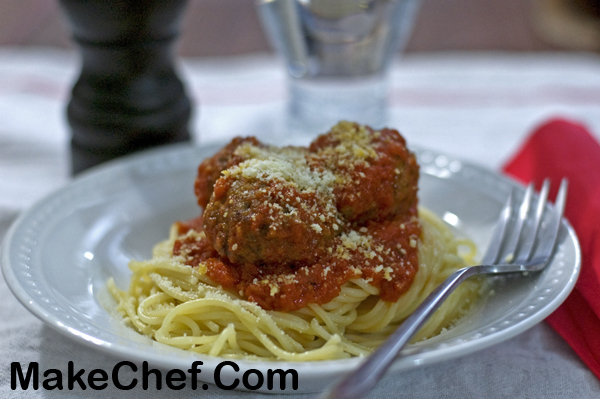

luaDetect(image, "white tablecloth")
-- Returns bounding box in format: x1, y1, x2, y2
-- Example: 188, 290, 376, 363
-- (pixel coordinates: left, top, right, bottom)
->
1, 47, 600, 398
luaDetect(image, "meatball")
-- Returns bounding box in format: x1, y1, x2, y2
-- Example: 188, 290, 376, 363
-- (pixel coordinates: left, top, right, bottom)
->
308, 121, 419, 224
194, 136, 262, 208
202, 161, 342, 267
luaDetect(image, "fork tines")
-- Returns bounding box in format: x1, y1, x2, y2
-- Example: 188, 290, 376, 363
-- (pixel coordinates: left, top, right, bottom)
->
483, 178, 568, 269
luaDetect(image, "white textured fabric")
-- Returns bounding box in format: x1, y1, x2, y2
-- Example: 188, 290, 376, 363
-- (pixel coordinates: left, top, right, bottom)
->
1, 48, 600, 398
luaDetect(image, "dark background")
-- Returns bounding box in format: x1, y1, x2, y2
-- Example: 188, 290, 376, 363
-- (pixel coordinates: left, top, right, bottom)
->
3, 0, 599, 56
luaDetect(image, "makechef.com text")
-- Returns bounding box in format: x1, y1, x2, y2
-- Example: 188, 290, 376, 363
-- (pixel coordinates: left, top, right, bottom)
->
11, 360, 299, 391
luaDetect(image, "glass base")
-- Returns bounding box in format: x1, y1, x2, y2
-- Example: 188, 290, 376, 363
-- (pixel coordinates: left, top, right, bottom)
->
287, 75, 389, 135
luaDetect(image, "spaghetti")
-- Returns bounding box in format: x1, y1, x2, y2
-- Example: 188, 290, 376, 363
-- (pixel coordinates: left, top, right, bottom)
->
108, 121, 481, 360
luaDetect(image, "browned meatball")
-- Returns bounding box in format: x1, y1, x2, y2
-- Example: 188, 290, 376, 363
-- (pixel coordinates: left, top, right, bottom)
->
308, 121, 419, 224
202, 163, 342, 267
194, 136, 262, 208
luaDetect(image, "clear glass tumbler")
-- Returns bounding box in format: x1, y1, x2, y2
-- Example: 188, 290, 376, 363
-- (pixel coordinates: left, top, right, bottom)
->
257, 0, 420, 134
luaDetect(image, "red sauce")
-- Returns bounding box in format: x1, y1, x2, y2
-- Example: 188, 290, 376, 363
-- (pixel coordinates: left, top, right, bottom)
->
173, 211, 420, 312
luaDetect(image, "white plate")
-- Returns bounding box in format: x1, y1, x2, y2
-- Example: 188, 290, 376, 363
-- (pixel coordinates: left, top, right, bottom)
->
1, 143, 580, 394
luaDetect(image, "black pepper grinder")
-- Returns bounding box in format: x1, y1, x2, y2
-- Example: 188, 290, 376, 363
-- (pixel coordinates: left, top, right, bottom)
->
59, 0, 192, 174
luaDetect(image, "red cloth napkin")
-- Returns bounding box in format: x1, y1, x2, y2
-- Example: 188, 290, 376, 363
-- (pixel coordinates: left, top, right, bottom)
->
503, 118, 600, 378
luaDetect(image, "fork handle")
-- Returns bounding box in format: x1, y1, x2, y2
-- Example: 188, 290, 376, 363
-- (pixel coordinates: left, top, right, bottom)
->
317, 265, 482, 399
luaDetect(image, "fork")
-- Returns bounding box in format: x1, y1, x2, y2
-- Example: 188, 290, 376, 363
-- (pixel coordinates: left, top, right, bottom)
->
317, 178, 568, 399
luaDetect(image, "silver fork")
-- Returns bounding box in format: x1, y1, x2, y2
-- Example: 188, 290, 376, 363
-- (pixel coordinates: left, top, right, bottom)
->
318, 178, 568, 399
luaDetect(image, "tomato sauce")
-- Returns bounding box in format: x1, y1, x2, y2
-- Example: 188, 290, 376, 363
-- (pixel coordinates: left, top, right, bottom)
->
173, 211, 419, 312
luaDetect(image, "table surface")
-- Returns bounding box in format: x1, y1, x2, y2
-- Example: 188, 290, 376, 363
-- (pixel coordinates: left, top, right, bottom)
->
2, 47, 600, 398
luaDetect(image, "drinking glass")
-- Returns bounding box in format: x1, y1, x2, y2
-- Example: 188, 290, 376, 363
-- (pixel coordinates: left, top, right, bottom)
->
256, 0, 421, 134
